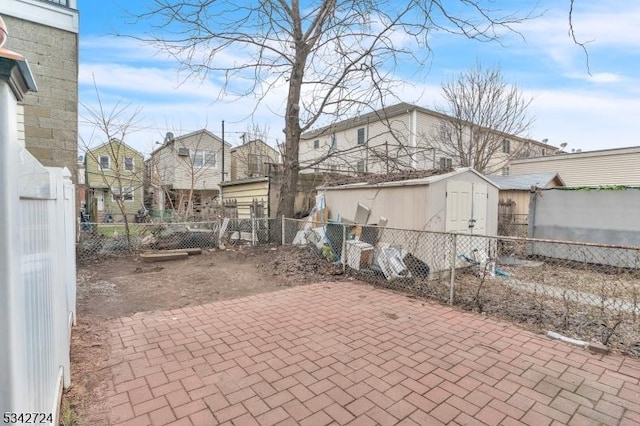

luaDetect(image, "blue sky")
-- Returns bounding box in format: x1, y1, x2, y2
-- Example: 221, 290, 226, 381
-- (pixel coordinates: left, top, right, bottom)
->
78, 1, 640, 155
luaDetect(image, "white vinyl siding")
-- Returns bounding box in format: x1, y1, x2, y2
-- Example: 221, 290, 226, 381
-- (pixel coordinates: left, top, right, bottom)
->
510, 148, 640, 186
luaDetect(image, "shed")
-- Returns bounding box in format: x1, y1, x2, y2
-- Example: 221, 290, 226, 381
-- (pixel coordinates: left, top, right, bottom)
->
220, 177, 270, 219
317, 168, 499, 279
488, 172, 565, 236
320, 168, 499, 235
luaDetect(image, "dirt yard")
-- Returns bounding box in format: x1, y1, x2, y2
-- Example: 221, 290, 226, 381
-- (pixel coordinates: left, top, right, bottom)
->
65, 245, 342, 425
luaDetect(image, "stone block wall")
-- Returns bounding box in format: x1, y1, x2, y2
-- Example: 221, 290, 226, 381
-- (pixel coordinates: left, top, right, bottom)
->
3, 15, 78, 180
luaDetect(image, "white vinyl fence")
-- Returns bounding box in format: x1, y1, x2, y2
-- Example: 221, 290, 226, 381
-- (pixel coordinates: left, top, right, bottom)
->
0, 144, 76, 423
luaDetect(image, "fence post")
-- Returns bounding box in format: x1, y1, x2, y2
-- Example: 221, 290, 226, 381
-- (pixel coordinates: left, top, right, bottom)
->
251, 218, 256, 246
342, 225, 347, 274
449, 233, 457, 305
281, 216, 285, 245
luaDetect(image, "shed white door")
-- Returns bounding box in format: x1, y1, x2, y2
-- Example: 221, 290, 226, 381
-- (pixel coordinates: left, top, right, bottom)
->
445, 181, 472, 233
472, 183, 488, 235
445, 181, 487, 235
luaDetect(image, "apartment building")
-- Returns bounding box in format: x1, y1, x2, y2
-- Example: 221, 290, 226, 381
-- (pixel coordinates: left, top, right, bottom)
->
299, 102, 555, 176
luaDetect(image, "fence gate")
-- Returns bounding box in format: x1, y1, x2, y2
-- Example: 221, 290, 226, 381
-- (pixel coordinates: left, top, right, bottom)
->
224, 199, 238, 218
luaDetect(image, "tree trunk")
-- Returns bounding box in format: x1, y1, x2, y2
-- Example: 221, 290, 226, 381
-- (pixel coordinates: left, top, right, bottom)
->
276, 32, 307, 219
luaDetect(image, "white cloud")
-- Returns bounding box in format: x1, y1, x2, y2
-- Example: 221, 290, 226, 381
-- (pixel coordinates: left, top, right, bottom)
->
565, 72, 624, 84
525, 86, 640, 151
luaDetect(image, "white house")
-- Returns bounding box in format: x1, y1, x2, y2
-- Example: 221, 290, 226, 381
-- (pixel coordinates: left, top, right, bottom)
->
299, 102, 555, 176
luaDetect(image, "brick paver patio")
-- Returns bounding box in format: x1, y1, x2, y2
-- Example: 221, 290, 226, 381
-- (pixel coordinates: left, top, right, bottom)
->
104, 282, 640, 425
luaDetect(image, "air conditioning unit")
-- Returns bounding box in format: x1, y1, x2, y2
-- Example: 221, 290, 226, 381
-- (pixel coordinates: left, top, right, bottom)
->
178, 148, 189, 156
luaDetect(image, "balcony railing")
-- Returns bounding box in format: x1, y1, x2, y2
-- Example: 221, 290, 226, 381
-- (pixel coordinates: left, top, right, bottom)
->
40, 0, 71, 8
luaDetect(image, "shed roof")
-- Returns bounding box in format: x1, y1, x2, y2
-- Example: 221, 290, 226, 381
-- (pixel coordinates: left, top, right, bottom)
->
220, 176, 269, 187
320, 168, 499, 190
488, 173, 565, 190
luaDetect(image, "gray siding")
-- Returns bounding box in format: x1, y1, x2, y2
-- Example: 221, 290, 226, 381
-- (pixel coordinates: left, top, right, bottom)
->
3, 15, 78, 180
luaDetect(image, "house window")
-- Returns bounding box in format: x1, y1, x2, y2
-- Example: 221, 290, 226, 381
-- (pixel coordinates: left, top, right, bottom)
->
357, 128, 365, 145
124, 157, 134, 171
439, 157, 452, 169
330, 134, 337, 151
112, 186, 134, 201
357, 160, 366, 173
502, 139, 511, 154
542, 148, 546, 156
330, 164, 338, 172
98, 155, 110, 170
502, 167, 510, 176
191, 150, 216, 168
313, 139, 319, 149
248, 154, 263, 175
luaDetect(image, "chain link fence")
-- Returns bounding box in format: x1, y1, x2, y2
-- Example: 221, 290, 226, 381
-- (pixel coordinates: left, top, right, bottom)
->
75, 216, 640, 355
76, 218, 279, 264
283, 218, 640, 356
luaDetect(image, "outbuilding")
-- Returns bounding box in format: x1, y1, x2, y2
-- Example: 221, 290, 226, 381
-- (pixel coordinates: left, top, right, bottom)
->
319, 168, 499, 235
315, 168, 500, 279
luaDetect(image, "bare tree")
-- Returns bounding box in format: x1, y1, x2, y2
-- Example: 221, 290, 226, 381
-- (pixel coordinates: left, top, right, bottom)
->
433, 63, 533, 173
81, 85, 144, 250
134, 1, 532, 217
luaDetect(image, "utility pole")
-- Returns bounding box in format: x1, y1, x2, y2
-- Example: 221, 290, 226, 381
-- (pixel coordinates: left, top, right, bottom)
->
221, 120, 225, 182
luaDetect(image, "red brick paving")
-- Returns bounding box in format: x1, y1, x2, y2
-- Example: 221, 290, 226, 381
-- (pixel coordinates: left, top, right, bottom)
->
104, 282, 640, 425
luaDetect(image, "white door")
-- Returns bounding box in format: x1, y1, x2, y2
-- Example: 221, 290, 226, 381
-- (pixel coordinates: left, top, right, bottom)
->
471, 183, 487, 235
95, 191, 104, 211
445, 181, 472, 233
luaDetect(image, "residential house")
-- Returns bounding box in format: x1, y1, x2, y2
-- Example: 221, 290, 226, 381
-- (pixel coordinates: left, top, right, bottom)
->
0, 0, 78, 175
146, 129, 231, 216
230, 139, 280, 180
85, 139, 144, 222
488, 172, 565, 236
299, 102, 555, 176
509, 146, 640, 186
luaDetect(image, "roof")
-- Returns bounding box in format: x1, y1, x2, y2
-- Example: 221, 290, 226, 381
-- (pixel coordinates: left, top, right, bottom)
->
86, 139, 144, 157
150, 129, 231, 157
301, 102, 556, 150
320, 168, 499, 190
230, 139, 278, 154
487, 173, 565, 190
510, 145, 640, 164
220, 176, 269, 187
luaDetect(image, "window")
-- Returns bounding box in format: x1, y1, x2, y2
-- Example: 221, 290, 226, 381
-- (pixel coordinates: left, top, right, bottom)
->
439, 157, 452, 169
357, 128, 365, 145
330, 134, 337, 151
191, 149, 205, 167
502, 139, 511, 154
248, 154, 263, 175
330, 164, 338, 172
313, 139, 319, 149
98, 155, 110, 170
112, 186, 133, 201
542, 148, 546, 156
191, 150, 216, 168
124, 157, 134, 171
357, 160, 366, 173
502, 167, 510, 176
